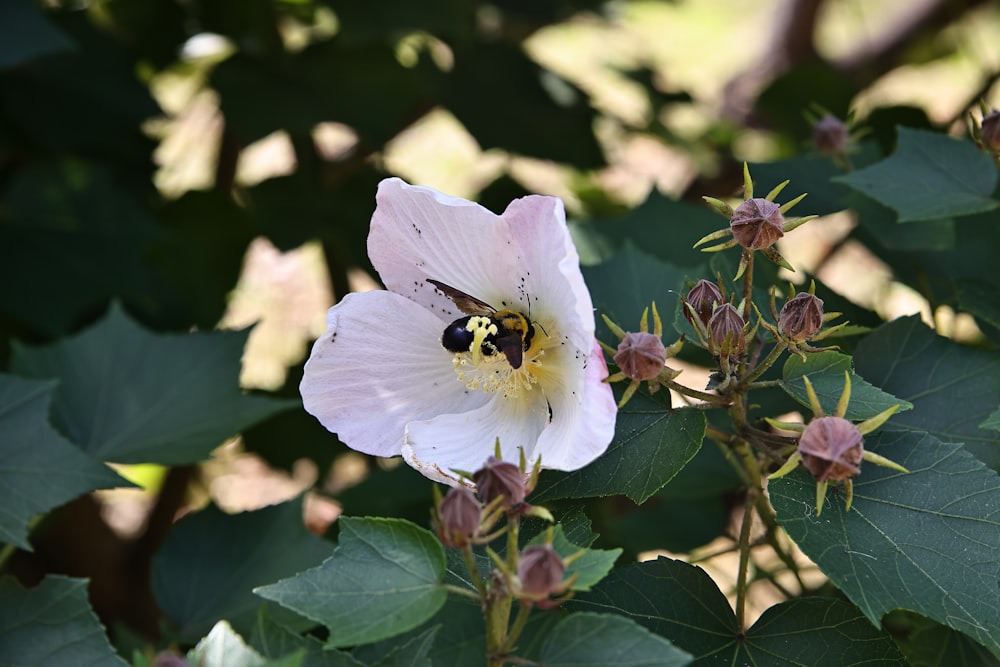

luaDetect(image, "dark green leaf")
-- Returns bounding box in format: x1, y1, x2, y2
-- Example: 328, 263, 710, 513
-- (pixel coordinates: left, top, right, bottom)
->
956, 280, 1000, 334
571, 559, 905, 665
249, 611, 364, 667
533, 394, 705, 504
854, 196, 956, 252
0, 158, 161, 336
152, 498, 333, 642
10, 303, 295, 464
852, 315, 1000, 470
886, 610, 999, 667
538, 612, 692, 667
835, 127, 998, 222
568, 557, 740, 663
0, 375, 129, 550
0, 575, 128, 667
743, 597, 905, 666
981, 406, 1000, 433
369, 626, 439, 667
780, 350, 913, 420
770, 429, 1000, 659
255, 517, 447, 648
0, 0, 74, 70
333, 0, 472, 43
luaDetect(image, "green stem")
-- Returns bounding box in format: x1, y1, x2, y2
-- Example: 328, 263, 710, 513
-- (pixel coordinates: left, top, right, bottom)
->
486, 515, 521, 666
462, 544, 487, 598
740, 342, 786, 387
497, 602, 533, 657
443, 584, 484, 601
733, 439, 763, 632
662, 378, 731, 405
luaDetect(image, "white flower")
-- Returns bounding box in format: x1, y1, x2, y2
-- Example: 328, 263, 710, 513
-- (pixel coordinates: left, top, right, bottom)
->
300, 178, 617, 486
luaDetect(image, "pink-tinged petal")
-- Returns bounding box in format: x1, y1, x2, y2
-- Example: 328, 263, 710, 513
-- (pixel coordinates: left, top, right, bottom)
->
402, 391, 550, 486
300, 291, 488, 457
368, 178, 538, 320
532, 339, 617, 471
501, 195, 596, 351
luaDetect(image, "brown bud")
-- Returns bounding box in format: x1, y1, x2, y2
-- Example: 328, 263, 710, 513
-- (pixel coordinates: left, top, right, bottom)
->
708, 303, 745, 355
812, 114, 849, 154
779, 292, 824, 341
798, 416, 863, 482
685, 279, 724, 325
474, 456, 527, 509
151, 653, 191, 667
981, 110, 1000, 150
613, 331, 666, 382
517, 544, 565, 599
730, 198, 784, 250
437, 487, 481, 547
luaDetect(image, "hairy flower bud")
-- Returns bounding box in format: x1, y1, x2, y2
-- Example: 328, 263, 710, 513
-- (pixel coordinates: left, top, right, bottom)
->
730, 198, 784, 250
474, 456, 527, 509
709, 303, 745, 355
437, 487, 481, 547
812, 114, 850, 154
613, 331, 666, 382
779, 292, 824, 341
517, 544, 565, 599
798, 416, 863, 482
685, 279, 724, 325
981, 110, 1000, 150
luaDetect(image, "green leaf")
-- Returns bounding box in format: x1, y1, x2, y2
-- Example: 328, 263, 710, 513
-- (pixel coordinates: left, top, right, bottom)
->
769, 428, 1000, 659
743, 598, 906, 665
886, 611, 1000, 667
10, 303, 295, 464
780, 350, 912, 420
189, 621, 302, 667
570, 559, 905, 665
249, 611, 364, 667
533, 394, 705, 504
0, 1, 74, 70
956, 280, 1000, 333
528, 524, 621, 592
255, 517, 447, 648
368, 626, 439, 667
152, 498, 333, 643
0, 375, 129, 550
537, 613, 692, 667
0, 575, 128, 667
981, 406, 1000, 433
852, 315, 1000, 470
834, 127, 999, 222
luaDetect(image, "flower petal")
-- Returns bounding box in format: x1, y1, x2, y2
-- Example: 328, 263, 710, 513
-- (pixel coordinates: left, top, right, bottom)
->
402, 391, 550, 486
501, 195, 596, 350
369, 178, 546, 319
300, 290, 488, 457
532, 338, 617, 470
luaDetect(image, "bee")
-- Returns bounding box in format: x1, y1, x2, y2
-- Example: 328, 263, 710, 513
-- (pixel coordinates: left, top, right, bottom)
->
427, 279, 535, 370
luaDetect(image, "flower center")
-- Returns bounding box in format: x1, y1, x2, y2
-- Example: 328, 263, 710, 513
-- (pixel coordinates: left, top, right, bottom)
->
451, 317, 546, 398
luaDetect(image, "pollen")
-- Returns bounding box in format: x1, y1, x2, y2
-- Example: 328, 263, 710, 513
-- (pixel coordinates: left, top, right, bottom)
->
466, 316, 498, 365
452, 325, 548, 399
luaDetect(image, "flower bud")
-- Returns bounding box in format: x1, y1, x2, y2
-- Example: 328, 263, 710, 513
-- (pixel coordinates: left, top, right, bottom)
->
811, 114, 849, 154
474, 456, 527, 509
517, 544, 565, 599
981, 110, 1000, 150
779, 292, 824, 341
437, 487, 481, 547
708, 303, 745, 355
151, 653, 191, 667
613, 331, 666, 382
798, 416, 863, 482
730, 198, 784, 250
685, 279, 724, 325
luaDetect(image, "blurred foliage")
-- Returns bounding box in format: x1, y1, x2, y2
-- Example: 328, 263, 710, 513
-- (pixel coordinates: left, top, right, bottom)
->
2, 0, 1000, 665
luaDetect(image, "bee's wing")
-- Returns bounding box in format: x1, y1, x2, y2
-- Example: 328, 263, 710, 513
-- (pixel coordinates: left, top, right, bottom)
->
427, 279, 496, 315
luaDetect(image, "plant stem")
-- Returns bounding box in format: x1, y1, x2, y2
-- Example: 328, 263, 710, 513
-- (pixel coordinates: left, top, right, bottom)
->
663, 378, 731, 404
741, 342, 786, 387
733, 439, 763, 632
462, 544, 487, 598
